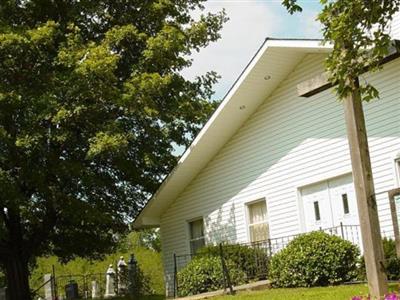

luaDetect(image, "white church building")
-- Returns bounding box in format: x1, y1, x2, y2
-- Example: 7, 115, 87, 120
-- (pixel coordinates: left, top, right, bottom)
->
133, 13, 400, 296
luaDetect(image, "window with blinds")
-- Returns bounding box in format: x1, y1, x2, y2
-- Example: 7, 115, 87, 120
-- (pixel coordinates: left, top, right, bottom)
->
189, 219, 205, 254
248, 201, 269, 242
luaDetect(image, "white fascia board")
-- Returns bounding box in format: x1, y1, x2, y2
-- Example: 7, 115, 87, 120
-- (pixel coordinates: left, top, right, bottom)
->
267, 39, 332, 51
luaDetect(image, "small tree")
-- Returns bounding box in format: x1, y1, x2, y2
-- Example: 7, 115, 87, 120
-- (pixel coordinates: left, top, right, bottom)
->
0, 1, 226, 299
282, 0, 400, 101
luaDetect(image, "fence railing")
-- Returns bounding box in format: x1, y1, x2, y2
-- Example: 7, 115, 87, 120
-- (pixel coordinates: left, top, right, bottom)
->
321, 223, 362, 246
31, 255, 142, 299
55, 273, 106, 299
173, 223, 362, 298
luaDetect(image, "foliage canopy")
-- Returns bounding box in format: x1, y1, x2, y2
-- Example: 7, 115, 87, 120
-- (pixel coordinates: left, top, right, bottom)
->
0, 1, 226, 299
283, 0, 400, 101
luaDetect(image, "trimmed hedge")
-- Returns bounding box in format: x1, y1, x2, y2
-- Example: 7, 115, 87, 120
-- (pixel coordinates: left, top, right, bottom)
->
196, 244, 269, 279
177, 256, 246, 297
358, 238, 400, 281
381, 238, 400, 280
269, 231, 360, 287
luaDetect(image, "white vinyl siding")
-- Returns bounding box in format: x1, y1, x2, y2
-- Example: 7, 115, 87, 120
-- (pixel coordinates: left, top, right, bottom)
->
248, 201, 269, 242
392, 12, 400, 39
160, 55, 400, 296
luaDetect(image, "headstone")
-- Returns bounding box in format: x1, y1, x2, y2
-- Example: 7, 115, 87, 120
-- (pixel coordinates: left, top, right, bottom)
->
91, 280, 100, 299
127, 254, 139, 297
117, 256, 128, 294
0, 288, 6, 300
104, 265, 116, 298
65, 281, 79, 299
44, 274, 54, 300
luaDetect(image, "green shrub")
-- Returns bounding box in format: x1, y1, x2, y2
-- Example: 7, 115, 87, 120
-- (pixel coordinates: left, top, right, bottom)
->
269, 231, 360, 288
196, 244, 269, 279
382, 237, 397, 259
385, 257, 400, 280
177, 256, 246, 297
358, 238, 400, 281
381, 238, 400, 280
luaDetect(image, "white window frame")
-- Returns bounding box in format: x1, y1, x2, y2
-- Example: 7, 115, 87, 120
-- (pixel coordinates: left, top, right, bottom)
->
188, 218, 205, 254
246, 199, 269, 243
396, 158, 400, 187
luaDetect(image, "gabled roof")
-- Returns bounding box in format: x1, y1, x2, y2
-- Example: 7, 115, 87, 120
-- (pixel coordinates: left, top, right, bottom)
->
132, 38, 332, 228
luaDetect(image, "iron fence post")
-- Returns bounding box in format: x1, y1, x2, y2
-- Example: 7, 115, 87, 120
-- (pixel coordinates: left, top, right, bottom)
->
115, 260, 119, 295
173, 253, 178, 298
340, 222, 345, 239
84, 275, 88, 299
219, 244, 227, 292
52, 265, 57, 300
128, 254, 139, 297
219, 243, 234, 295
267, 238, 272, 257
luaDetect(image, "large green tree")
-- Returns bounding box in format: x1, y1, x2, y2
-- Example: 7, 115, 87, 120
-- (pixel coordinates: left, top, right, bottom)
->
0, 1, 225, 299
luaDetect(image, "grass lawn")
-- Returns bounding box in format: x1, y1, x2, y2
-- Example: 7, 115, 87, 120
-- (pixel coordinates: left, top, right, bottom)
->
111, 284, 400, 300
212, 284, 400, 300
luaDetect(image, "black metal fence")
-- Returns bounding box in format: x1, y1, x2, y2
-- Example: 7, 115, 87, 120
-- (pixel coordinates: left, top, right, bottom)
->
31, 274, 54, 299
31, 272, 106, 299
55, 273, 106, 299
321, 223, 361, 246
173, 223, 362, 297
31, 255, 141, 299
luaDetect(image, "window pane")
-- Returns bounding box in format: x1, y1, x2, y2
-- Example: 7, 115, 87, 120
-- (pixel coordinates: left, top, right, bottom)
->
190, 219, 204, 239
248, 201, 269, 243
249, 201, 267, 224
314, 201, 321, 221
342, 193, 350, 214
190, 238, 205, 254
250, 223, 269, 242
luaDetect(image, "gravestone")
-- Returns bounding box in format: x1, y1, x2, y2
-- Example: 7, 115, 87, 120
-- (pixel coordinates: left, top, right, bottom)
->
44, 274, 54, 300
104, 265, 116, 298
117, 256, 128, 294
0, 288, 7, 300
91, 280, 100, 299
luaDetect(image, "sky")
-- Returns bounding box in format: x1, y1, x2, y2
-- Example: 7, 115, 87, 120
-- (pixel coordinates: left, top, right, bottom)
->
182, 0, 323, 100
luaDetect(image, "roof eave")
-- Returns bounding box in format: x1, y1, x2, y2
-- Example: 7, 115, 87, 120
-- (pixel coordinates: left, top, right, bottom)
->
132, 39, 333, 229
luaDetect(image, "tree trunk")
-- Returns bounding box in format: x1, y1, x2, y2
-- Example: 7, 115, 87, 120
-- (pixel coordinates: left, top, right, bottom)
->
4, 256, 31, 300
